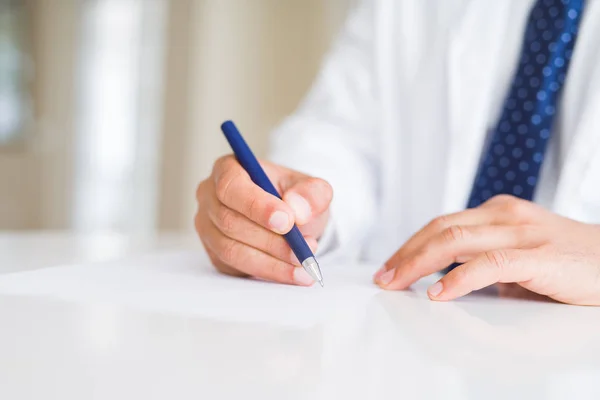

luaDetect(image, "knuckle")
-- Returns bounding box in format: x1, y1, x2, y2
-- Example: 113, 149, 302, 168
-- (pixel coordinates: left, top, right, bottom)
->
264, 232, 283, 257
215, 206, 237, 234
267, 259, 287, 282
515, 225, 535, 243
506, 200, 522, 215
244, 195, 261, 221
215, 169, 241, 203
218, 238, 241, 265
323, 179, 333, 194
429, 215, 451, 231
485, 250, 509, 273
308, 177, 331, 193
488, 194, 514, 205
309, 178, 334, 210
442, 225, 466, 243
502, 196, 528, 215
201, 232, 247, 279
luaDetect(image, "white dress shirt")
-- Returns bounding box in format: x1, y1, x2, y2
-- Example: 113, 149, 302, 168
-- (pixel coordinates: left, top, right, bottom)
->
269, 0, 600, 264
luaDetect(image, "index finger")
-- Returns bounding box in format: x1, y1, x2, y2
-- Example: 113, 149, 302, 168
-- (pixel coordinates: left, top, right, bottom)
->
427, 249, 536, 301
377, 225, 544, 290
379, 199, 529, 277
212, 156, 295, 234
378, 208, 500, 278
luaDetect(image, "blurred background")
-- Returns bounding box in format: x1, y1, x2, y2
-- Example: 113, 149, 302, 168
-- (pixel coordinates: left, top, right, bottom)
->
0, 0, 354, 233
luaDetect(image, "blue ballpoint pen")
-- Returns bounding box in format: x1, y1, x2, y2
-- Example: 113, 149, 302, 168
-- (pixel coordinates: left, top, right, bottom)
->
220, 120, 324, 287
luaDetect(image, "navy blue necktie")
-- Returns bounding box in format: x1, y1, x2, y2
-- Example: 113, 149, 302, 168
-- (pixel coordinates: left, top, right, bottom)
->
467, 0, 585, 207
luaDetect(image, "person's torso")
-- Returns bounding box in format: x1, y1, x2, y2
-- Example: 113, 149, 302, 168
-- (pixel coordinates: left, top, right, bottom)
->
363, 0, 600, 262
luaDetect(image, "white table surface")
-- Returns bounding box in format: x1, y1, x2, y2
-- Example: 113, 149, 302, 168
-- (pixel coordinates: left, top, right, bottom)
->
1, 232, 600, 400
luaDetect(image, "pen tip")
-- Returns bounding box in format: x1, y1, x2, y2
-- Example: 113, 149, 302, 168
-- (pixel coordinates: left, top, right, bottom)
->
319, 280, 324, 287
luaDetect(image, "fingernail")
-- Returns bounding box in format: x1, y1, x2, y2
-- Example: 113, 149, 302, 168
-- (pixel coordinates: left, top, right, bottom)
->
428, 281, 444, 297
373, 265, 388, 281
378, 269, 395, 285
269, 211, 291, 233
286, 193, 311, 224
294, 267, 315, 286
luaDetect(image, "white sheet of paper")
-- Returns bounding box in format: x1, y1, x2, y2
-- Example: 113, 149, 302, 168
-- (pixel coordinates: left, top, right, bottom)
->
0, 251, 416, 327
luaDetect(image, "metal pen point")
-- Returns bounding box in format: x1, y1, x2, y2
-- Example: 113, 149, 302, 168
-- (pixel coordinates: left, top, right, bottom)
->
302, 257, 324, 287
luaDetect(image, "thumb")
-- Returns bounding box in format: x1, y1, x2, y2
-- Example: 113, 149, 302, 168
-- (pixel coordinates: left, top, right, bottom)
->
282, 177, 333, 225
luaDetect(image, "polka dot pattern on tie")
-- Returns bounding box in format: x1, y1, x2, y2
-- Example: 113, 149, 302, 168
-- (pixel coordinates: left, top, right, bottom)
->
467, 0, 584, 208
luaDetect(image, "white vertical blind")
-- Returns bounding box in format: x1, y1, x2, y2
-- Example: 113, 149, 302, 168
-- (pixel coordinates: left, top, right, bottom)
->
72, 0, 167, 232
0, 1, 30, 144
